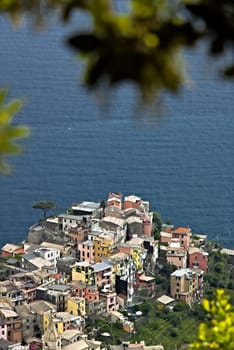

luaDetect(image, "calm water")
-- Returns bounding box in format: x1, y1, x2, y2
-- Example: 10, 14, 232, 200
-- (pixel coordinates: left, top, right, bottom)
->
0, 15, 234, 248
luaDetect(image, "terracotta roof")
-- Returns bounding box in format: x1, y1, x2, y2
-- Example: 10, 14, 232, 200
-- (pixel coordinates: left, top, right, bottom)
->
1, 243, 22, 253
173, 227, 190, 234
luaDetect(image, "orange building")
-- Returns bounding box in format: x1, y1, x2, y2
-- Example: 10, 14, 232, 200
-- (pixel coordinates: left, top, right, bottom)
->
107, 192, 122, 209
171, 227, 191, 249
1, 244, 24, 257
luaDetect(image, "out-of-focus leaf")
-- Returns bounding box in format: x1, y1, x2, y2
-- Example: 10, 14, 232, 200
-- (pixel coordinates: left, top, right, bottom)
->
223, 65, 234, 77
68, 34, 101, 52
0, 88, 29, 175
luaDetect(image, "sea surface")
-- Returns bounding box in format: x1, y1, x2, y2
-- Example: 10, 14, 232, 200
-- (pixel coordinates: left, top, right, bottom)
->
0, 13, 234, 248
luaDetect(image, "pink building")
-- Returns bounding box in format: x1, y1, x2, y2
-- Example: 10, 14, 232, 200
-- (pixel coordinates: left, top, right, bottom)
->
72, 282, 86, 298
68, 226, 89, 245
99, 290, 118, 312
93, 262, 112, 291
142, 218, 153, 237
172, 227, 191, 249
166, 239, 187, 268
78, 240, 94, 263
0, 324, 7, 340
160, 224, 174, 245
188, 248, 208, 273
72, 282, 99, 302
135, 272, 155, 294
85, 285, 99, 303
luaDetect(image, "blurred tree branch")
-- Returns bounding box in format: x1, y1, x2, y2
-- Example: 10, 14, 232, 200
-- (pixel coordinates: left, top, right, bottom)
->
0, 0, 233, 101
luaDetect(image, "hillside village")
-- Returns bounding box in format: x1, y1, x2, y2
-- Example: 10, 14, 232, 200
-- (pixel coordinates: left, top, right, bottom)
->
0, 192, 233, 350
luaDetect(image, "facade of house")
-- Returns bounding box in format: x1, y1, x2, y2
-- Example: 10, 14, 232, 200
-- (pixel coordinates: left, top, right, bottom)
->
15, 304, 35, 342
0, 308, 22, 344
101, 217, 126, 243
188, 248, 208, 273
72, 262, 95, 286
78, 241, 94, 263
1, 244, 24, 258
67, 225, 89, 247
99, 290, 118, 313
0, 323, 7, 340
170, 268, 203, 305
123, 195, 142, 210
135, 272, 155, 295
35, 247, 60, 266
58, 214, 84, 233
93, 232, 115, 262
93, 261, 113, 291
0, 281, 24, 307
171, 227, 191, 249
166, 240, 187, 268
66, 297, 86, 317
36, 285, 71, 312
71, 201, 101, 217
107, 192, 122, 209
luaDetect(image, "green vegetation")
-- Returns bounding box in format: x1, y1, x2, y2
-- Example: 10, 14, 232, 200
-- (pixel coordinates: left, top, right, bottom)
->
204, 249, 234, 293
132, 299, 201, 349
189, 289, 234, 350
0, 88, 29, 174
32, 201, 58, 219
86, 289, 234, 350
153, 211, 162, 240
0, 1, 234, 102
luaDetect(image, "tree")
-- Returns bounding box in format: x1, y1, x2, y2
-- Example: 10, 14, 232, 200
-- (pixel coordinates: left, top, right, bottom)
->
0, 88, 29, 174
189, 289, 234, 349
0, 0, 233, 102
32, 201, 57, 219
153, 211, 162, 239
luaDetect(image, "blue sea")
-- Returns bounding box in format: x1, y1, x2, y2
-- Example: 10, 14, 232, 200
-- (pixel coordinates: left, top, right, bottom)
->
0, 13, 234, 248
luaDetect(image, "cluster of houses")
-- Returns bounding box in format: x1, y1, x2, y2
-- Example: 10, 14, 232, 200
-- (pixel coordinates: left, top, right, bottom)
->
0, 192, 211, 350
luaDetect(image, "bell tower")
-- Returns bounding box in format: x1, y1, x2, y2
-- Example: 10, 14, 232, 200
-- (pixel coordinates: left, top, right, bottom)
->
42, 313, 61, 350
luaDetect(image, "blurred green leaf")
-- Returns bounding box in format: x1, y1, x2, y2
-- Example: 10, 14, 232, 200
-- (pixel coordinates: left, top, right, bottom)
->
0, 88, 29, 175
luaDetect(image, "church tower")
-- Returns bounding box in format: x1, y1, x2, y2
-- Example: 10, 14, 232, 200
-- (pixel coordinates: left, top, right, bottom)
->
42, 313, 61, 350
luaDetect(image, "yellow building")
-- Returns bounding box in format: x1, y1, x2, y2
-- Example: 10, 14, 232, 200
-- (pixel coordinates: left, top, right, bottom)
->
130, 246, 143, 270
72, 262, 95, 285
93, 233, 115, 262
43, 311, 76, 334
67, 296, 86, 317
43, 312, 63, 334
